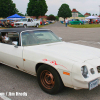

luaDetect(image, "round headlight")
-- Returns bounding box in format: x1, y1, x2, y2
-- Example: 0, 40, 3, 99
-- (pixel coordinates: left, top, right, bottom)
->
81, 66, 89, 78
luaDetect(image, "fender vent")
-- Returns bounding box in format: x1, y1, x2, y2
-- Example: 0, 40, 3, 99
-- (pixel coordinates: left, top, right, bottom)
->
97, 66, 100, 73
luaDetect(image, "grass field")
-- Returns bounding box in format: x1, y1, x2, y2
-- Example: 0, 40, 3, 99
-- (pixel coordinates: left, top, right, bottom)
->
39, 25, 48, 28
68, 24, 100, 28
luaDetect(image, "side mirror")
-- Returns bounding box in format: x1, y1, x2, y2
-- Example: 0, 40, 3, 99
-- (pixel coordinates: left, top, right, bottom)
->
13, 41, 18, 48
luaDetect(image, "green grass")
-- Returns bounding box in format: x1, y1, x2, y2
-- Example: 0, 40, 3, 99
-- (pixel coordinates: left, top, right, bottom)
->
68, 24, 100, 28
39, 24, 48, 28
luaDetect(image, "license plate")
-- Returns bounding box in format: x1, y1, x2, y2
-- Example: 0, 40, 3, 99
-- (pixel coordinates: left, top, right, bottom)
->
89, 79, 98, 90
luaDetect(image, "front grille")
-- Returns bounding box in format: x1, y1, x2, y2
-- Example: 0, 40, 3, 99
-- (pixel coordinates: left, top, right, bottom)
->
97, 66, 100, 73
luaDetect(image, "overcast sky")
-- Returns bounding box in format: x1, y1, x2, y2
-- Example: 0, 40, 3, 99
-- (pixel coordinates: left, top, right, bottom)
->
12, 0, 100, 16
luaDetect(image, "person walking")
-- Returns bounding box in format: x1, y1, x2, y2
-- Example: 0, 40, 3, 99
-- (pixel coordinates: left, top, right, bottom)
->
65, 18, 68, 27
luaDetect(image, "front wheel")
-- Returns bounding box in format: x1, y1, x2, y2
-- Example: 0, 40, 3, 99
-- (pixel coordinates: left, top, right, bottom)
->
37, 64, 63, 94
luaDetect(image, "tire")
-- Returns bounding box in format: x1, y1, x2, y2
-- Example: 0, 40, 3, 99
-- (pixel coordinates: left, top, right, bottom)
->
37, 64, 64, 94
79, 23, 82, 25
23, 24, 27, 28
36, 24, 39, 28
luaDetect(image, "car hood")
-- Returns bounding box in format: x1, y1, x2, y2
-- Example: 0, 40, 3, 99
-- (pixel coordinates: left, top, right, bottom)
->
26, 42, 100, 62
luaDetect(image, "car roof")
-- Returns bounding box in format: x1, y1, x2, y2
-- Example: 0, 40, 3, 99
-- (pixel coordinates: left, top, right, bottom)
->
0, 28, 50, 33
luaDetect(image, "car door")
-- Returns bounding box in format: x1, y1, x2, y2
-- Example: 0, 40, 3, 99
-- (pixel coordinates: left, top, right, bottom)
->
73, 20, 76, 24
73, 19, 77, 24
76, 19, 80, 24
0, 32, 24, 70
30, 19, 35, 26
20, 31, 37, 75
27, 18, 32, 26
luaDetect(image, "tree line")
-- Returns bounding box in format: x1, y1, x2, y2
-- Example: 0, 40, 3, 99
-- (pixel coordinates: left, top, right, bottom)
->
0, 0, 72, 20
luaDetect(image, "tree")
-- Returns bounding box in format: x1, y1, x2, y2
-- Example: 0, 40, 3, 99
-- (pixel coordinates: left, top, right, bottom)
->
17, 12, 24, 16
49, 14, 55, 16
0, 0, 19, 18
58, 3, 72, 21
45, 15, 48, 17
47, 14, 56, 20
27, 0, 48, 18
55, 16, 59, 21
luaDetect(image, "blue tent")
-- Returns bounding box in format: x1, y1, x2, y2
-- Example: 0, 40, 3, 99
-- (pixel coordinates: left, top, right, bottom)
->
7, 14, 25, 18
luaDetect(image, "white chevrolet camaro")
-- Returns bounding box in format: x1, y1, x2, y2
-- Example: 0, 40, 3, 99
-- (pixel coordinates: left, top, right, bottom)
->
0, 28, 100, 94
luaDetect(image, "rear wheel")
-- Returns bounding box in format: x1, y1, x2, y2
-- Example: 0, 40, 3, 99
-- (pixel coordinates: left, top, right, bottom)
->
36, 24, 39, 28
37, 64, 63, 94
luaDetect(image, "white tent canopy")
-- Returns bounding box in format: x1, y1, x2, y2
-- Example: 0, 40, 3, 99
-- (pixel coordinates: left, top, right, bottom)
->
85, 16, 99, 19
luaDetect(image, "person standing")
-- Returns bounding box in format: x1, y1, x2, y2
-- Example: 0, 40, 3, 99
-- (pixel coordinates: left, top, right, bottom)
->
65, 18, 68, 27
96, 19, 98, 24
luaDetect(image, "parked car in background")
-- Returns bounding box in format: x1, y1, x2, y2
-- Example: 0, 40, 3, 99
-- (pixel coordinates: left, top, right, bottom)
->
14, 18, 40, 28
83, 19, 89, 24
69, 19, 84, 25
0, 21, 4, 27
0, 28, 100, 94
98, 19, 100, 23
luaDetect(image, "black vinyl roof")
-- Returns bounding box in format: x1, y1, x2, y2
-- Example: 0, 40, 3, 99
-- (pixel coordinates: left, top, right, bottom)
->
0, 28, 48, 33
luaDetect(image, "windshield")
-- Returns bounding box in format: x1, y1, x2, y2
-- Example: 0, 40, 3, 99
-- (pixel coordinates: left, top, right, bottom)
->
21, 30, 62, 46
19, 19, 27, 22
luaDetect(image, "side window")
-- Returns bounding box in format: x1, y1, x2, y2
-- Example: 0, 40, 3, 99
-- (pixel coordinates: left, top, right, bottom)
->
75, 19, 77, 21
77, 19, 79, 21
1, 32, 19, 45
28, 19, 31, 22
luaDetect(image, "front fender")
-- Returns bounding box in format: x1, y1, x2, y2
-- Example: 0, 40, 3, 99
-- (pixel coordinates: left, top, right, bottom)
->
37, 59, 69, 71
36, 59, 75, 88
